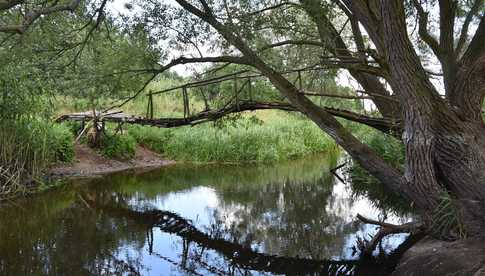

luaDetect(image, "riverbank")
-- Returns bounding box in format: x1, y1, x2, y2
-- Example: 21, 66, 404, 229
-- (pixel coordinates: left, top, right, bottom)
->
48, 143, 175, 178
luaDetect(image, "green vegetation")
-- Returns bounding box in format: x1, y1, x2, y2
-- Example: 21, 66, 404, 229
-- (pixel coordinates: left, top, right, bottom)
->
128, 113, 337, 163
99, 133, 137, 160
0, 121, 74, 198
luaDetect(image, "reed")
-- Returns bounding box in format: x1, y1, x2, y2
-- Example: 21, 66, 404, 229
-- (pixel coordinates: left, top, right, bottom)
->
128, 112, 337, 163
0, 120, 74, 199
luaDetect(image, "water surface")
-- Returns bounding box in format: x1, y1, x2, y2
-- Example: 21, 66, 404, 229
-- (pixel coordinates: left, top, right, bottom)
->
0, 154, 413, 275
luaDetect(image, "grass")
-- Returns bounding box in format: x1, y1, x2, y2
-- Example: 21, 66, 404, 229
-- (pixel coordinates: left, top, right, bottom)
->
128, 111, 337, 163
0, 120, 74, 200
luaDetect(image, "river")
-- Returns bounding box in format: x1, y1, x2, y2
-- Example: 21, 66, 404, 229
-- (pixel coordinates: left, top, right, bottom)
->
0, 153, 414, 275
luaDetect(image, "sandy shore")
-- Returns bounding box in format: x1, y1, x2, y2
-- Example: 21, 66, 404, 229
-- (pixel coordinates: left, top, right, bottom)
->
49, 143, 175, 178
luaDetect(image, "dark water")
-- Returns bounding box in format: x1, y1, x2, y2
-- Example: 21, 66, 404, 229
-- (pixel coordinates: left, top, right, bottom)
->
0, 154, 414, 275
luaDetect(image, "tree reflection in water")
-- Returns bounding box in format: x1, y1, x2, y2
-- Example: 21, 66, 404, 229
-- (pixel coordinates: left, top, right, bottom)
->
86, 195, 419, 275
0, 153, 415, 275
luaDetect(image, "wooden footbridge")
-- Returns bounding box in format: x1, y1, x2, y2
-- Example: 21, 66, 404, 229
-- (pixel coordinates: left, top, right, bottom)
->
56, 67, 396, 133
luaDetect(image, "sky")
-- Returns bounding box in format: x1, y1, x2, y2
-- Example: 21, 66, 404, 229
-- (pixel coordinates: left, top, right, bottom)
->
107, 0, 451, 99
108, 0, 206, 77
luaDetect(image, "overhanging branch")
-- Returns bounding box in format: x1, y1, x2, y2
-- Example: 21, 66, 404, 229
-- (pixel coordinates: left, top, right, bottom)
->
0, 0, 81, 34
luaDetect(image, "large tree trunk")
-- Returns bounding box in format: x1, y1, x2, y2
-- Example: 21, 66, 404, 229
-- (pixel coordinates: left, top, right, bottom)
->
380, 1, 485, 235
432, 120, 485, 234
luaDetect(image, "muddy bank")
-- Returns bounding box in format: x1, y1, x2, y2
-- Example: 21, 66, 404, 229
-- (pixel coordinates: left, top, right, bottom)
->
49, 143, 175, 178
393, 237, 485, 275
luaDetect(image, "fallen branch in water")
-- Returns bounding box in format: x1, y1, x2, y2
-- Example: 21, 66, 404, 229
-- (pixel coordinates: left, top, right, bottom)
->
356, 214, 424, 256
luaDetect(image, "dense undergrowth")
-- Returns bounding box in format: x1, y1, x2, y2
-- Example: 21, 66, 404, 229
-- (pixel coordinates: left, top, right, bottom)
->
98, 134, 137, 160
127, 113, 337, 163
0, 120, 74, 198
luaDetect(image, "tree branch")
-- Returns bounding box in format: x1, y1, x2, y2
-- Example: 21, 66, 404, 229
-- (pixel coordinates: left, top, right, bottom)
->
451, 16, 485, 121
459, 15, 485, 66
301, 0, 401, 119
259, 39, 323, 51
0, 0, 81, 34
0, 0, 23, 11
356, 214, 424, 255
455, 0, 483, 57
63, 99, 401, 135
438, 0, 456, 56
301, 91, 372, 100
411, 0, 442, 57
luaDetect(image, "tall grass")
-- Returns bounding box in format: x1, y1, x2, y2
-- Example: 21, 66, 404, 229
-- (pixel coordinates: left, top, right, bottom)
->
128, 112, 337, 163
0, 121, 74, 199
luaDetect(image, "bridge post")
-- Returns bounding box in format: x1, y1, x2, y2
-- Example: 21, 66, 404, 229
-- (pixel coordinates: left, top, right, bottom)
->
182, 86, 190, 119
233, 75, 239, 111
248, 77, 253, 101
298, 70, 303, 92
146, 91, 154, 119
199, 87, 210, 111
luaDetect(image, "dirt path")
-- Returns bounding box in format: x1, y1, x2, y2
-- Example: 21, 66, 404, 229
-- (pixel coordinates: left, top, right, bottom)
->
49, 143, 175, 178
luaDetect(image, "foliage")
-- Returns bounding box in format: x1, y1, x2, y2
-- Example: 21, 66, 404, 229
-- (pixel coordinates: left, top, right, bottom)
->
128, 112, 337, 163
99, 133, 137, 160
431, 192, 467, 240
49, 124, 76, 163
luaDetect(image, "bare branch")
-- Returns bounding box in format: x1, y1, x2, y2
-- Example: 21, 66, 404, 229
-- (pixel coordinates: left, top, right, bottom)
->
356, 214, 424, 255
302, 91, 372, 100
63, 99, 401, 135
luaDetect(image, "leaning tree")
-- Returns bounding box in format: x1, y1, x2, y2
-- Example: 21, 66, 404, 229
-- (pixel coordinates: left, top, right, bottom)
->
126, 0, 485, 237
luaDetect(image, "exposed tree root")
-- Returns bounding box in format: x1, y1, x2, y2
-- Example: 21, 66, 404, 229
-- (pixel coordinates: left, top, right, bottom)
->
356, 214, 424, 256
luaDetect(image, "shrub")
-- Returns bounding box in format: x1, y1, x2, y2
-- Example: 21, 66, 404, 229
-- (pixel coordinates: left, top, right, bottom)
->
61, 121, 82, 136
48, 124, 75, 163
99, 133, 137, 160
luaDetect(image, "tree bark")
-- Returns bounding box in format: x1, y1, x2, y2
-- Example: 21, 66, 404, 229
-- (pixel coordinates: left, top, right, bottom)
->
380, 1, 485, 234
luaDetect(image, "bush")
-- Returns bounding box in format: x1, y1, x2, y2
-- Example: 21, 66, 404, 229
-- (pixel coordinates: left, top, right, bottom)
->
49, 124, 75, 163
61, 121, 82, 136
99, 133, 137, 160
